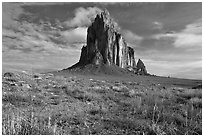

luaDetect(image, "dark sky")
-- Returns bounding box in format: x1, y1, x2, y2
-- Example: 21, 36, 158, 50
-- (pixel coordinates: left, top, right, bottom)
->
2, 2, 202, 79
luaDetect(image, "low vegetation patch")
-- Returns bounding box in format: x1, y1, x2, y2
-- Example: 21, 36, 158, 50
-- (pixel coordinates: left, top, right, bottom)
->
2, 72, 202, 135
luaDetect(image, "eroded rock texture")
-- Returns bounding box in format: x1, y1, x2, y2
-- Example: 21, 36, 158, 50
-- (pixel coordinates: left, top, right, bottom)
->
127, 47, 136, 68
69, 10, 148, 75
71, 10, 136, 69
85, 10, 130, 68
136, 59, 148, 75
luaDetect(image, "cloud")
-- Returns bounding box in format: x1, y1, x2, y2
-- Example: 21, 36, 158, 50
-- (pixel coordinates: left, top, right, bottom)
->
64, 7, 102, 27
3, 12, 85, 53
2, 3, 87, 51
173, 34, 201, 48
60, 27, 87, 44
134, 42, 202, 80
3, 21, 48, 52
152, 19, 202, 48
122, 30, 143, 46
183, 19, 202, 34
2, 3, 202, 79
143, 58, 201, 79
2, 3, 83, 73
2, 3, 24, 28
21, 2, 65, 6
3, 20, 84, 55
152, 21, 163, 30
2, 46, 81, 73
2, 20, 82, 73
174, 19, 202, 47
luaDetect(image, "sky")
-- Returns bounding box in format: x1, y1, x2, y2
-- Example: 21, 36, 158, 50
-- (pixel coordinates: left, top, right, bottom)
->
2, 2, 202, 79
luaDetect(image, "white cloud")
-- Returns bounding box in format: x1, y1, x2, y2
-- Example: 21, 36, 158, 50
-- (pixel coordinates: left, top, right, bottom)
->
21, 2, 65, 6
2, 47, 81, 73
2, 3, 87, 52
183, 19, 201, 34
174, 34, 201, 47
60, 27, 87, 43
174, 19, 202, 47
153, 21, 163, 30
3, 23, 84, 56
64, 7, 102, 27
152, 19, 202, 48
134, 45, 202, 79
2, 28, 23, 38
3, 16, 86, 53
143, 58, 201, 79
2, 20, 82, 73
2, 3, 24, 28
122, 30, 143, 46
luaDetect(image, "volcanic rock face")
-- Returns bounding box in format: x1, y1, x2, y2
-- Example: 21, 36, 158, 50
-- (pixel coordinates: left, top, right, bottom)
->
136, 59, 148, 75
70, 10, 136, 69
69, 10, 147, 75
85, 10, 131, 68
127, 47, 136, 67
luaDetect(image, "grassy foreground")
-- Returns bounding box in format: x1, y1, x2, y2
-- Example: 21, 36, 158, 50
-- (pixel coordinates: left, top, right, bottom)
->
2, 72, 202, 135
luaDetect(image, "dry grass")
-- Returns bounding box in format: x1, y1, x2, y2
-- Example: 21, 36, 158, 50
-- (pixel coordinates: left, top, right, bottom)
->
2, 72, 202, 135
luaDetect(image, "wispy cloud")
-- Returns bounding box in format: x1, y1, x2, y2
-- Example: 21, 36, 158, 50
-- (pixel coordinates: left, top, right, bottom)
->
2, 3, 24, 28
122, 30, 143, 46
152, 19, 202, 48
134, 38, 202, 79
60, 27, 87, 44
2, 3, 202, 79
152, 21, 163, 30
2, 3, 85, 72
143, 59, 201, 79
64, 7, 102, 27
174, 19, 201, 47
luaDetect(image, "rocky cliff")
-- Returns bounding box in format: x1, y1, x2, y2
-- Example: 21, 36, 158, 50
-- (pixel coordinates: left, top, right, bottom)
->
136, 59, 148, 75
70, 10, 136, 69
68, 10, 148, 75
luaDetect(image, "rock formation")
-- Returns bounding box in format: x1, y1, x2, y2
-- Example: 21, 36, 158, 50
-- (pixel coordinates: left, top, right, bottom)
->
68, 10, 148, 75
136, 59, 148, 75
127, 47, 136, 68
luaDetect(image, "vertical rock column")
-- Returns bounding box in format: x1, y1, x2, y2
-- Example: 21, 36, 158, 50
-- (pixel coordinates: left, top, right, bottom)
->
71, 10, 138, 70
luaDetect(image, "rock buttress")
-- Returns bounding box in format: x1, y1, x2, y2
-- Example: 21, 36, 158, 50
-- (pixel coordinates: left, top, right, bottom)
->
74, 10, 136, 69
69, 10, 148, 75
136, 59, 148, 75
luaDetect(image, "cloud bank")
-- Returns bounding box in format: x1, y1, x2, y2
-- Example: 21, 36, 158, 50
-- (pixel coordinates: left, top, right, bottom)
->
2, 3, 202, 79
152, 19, 202, 48
2, 3, 94, 73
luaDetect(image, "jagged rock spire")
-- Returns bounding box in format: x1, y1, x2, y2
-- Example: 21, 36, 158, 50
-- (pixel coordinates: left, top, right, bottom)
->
68, 9, 148, 75
136, 59, 148, 75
